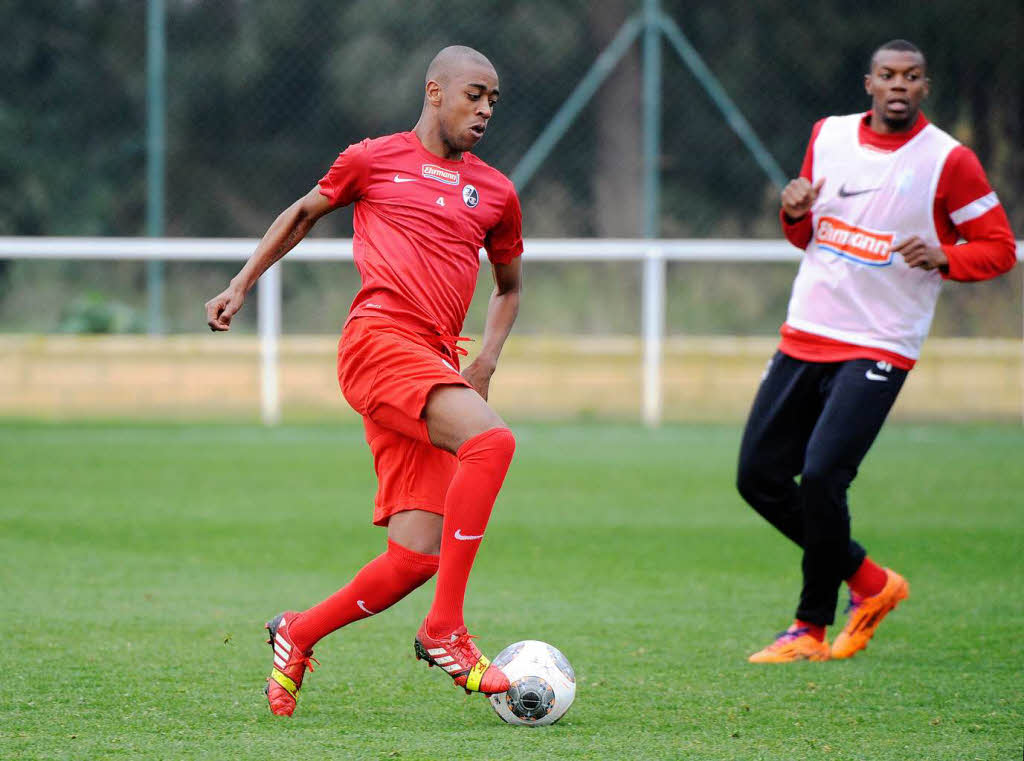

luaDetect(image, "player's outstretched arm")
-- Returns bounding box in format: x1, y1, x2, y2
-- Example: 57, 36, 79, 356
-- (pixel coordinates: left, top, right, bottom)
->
462, 258, 522, 400
205, 187, 334, 331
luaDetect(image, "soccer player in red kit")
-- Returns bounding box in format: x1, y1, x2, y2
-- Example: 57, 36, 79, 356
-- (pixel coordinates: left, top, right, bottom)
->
205, 46, 523, 714
737, 40, 1017, 663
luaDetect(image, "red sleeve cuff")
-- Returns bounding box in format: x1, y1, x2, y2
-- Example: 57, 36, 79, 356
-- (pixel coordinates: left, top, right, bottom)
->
939, 244, 957, 280
486, 247, 523, 265
941, 241, 1019, 282
780, 208, 813, 249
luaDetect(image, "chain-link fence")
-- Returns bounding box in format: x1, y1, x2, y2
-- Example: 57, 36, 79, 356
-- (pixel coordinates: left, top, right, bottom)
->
1, 0, 1021, 338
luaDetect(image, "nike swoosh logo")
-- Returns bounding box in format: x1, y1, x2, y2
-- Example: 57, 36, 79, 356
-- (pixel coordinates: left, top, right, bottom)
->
838, 183, 882, 198
454, 529, 485, 541
357, 600, 376, 615
865, 370, 889, 382
393, 175, 417, 183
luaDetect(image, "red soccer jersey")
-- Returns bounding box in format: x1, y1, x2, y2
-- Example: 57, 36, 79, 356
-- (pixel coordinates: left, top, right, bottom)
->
317, 131, 523, 337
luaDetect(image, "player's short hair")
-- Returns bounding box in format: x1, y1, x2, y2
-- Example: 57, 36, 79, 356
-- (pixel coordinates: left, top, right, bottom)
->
870, 39, 927, 73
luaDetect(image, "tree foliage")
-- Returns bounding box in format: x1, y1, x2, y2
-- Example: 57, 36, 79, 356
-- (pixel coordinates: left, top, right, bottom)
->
1, 1, 1020, 334
4, 0, 1020, 237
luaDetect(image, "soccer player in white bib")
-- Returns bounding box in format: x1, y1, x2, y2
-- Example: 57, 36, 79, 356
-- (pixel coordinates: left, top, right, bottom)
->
738, 40, 1018, 663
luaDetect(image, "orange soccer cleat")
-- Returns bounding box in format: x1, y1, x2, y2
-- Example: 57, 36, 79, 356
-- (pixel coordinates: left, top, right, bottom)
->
748, 625, 831, 663
831, 568, 909, 659
264, 612, 319, 716
414, 622, 510, 695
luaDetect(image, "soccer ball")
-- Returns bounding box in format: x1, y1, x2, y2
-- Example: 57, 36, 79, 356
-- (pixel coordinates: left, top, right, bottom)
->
488, 640, 576, 726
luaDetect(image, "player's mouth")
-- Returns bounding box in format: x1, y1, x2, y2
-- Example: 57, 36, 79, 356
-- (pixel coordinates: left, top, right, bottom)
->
885, 97, 910, 116
468, 123, 487, 139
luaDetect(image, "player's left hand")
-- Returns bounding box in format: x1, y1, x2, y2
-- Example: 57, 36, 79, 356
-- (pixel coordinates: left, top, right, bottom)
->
892, 236, 948, 271
461, 359, 495, 400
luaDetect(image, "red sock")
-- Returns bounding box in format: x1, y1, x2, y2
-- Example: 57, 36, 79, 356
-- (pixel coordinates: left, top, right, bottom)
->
794, 619, 826, 642
847, 556, 887, 599
289, 538, 439, 650
425, 427, 515, 636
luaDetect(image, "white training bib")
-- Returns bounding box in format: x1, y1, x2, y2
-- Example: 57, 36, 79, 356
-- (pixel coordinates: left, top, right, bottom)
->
785, 113, 959, 359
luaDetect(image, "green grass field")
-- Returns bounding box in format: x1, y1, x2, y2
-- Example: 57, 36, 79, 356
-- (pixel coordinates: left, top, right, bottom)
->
1, 422, 1021, 760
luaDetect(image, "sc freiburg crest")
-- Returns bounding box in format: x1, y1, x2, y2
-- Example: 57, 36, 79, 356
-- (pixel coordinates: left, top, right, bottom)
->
462, 184, 479, 208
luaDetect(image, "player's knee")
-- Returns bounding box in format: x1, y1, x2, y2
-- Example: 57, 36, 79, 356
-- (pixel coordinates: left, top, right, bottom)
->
799, 461, 851, 498
736, 456, 769, 505
486, 426, 516, 467
735, 470, 755, 505
459, 426, 516, 468
490, 426, 516, 458
387, 538, 440, 582
410, 554, 440, 583
391, 534, 441, 557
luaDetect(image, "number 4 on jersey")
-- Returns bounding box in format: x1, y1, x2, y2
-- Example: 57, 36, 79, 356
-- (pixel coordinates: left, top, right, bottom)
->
436, 197, 445, 207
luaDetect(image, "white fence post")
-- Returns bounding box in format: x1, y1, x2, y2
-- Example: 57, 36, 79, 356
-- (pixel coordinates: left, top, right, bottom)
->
258, 262, 282, 425
642, 246, 666, 427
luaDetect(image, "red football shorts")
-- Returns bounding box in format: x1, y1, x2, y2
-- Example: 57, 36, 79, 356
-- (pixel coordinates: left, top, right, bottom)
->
337, 317, 471, 526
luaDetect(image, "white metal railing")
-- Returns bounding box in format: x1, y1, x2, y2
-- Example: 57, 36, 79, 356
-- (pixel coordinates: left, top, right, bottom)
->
1, 236, 1021, 425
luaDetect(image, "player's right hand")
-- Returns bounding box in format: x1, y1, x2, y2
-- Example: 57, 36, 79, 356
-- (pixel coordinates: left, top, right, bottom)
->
461, 358, 495, 401
205, 285, 246, 332
780, 177, 825, 221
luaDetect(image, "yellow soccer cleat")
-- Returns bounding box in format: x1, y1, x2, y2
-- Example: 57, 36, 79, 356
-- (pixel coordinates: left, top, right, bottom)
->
748, 626, 831, 663
831, 568, 909, 659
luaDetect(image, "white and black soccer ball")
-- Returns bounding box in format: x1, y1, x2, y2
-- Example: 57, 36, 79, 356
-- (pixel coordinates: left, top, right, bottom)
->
488, 640, 575, 726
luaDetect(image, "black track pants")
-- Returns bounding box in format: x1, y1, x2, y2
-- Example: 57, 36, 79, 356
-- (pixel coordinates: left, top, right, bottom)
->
736, 351, 907, 626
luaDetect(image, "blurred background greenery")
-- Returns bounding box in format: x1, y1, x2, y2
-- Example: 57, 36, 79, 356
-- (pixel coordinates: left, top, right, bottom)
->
1, 0, 1020, 337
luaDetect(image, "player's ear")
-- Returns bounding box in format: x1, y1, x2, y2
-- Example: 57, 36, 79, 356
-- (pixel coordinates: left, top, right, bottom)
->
863, 73, 872, 96
922, 77, 931, 99
425, 79, 443, 107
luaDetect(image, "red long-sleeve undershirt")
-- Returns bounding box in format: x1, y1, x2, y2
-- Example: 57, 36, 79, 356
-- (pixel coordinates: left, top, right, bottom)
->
781, 112, 1017, 281
777, 112, 1017, 369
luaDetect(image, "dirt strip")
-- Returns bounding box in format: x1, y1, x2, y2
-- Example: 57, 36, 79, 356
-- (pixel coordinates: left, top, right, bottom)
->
0, 335, 1019, 422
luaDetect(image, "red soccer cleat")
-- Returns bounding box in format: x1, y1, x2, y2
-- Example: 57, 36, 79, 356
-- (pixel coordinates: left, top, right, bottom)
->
414, 622, 510, 695
264, 612, 319, 716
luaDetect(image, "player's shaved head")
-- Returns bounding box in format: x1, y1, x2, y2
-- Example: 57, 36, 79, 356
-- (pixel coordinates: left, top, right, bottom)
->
415, 45, 499, 160
426, 45, 495, 85
870, 39, 926, 73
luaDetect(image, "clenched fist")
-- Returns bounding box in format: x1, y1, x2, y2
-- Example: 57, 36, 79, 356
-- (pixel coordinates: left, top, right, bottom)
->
781, 177, 825, 222
205, 285, 247, 331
